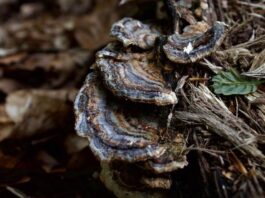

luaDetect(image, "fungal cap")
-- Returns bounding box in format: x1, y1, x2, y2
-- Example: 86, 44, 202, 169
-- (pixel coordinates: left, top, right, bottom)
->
163, 21, 227, 64
96, 43, 178, 106
110, 17, 160, 49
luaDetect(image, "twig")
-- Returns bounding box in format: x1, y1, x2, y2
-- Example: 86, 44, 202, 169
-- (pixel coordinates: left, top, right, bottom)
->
6, 186, 29, 198
174, 84, 265, 167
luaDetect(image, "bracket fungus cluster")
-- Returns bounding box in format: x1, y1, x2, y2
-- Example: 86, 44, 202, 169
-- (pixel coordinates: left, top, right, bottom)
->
74, 0, 227, 197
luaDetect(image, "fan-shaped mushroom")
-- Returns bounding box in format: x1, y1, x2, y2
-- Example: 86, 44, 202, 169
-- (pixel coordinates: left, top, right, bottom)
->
163, 21, 227, 63
100, 163, 167, 198
88, 135, 166, 162
74, 72, 168, 162
110, 17, 160, 49
96, 43, 178, 106
73, 0, 230, 196
104, 161, 172, 190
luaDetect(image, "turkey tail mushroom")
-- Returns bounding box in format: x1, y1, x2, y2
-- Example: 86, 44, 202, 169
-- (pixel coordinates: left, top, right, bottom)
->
74, 72, 167, 162
163, 21, 227, 64
96, 43, 178, 106
110, 17, 160, 50
89, 135, 166, 162
146, 156, 188, 174
100, 163, 168, 198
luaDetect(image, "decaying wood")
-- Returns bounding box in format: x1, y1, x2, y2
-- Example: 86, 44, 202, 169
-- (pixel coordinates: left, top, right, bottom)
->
174, 84, 265, 166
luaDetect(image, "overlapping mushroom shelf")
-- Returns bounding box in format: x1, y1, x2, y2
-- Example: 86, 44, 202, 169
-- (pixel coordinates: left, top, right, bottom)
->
74, 71, 187, 195
74, 72, 187, 169
74, 12, 227, 196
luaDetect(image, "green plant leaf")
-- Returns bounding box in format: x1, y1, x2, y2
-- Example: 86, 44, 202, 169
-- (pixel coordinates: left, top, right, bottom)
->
212, 69, 264, 95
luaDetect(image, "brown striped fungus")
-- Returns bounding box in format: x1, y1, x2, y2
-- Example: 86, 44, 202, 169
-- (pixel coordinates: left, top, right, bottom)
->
74, 0, 227, 197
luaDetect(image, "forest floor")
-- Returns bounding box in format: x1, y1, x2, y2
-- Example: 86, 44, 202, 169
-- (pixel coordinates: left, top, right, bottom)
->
0, 0, 264, 197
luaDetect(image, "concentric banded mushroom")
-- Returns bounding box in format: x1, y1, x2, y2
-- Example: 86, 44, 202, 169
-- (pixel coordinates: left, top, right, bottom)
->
74, 72, 187, 167
88, 135, 166, 162
163, 21, 227, 63
74, 72, 170, 162
146, 158, 188, 174
110, 17, 160, 49
162, 0, 227, 64
100, 163, 167, 198
104, 161, 173, 190
96, 43, 178, 106
74, 0, 229, 196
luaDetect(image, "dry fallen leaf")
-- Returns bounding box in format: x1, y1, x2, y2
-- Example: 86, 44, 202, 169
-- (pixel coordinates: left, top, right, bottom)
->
0, 50, 91, 90
1, 89, 76, 141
